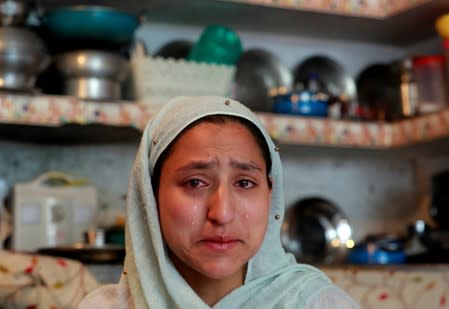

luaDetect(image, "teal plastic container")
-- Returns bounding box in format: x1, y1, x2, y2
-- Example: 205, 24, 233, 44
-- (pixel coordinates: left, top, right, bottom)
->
187, 24, 243, 65
44, 6, 139, 45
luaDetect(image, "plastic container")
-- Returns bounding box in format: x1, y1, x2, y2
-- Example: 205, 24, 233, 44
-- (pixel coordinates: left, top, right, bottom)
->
347, 236, 406, 265
272, 91, 328, 117
187, 24, 243, 65
272, 73, 329, 117
436, 13, 449, 39
131, 56, 235, 105
412, 55, 448, 114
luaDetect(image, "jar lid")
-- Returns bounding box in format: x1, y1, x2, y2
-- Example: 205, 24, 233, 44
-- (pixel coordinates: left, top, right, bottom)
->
412, 55, 446, 66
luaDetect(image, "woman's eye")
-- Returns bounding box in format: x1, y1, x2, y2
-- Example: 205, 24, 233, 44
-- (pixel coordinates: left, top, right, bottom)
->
236, 179, 255, 189
186, 179, 205, 188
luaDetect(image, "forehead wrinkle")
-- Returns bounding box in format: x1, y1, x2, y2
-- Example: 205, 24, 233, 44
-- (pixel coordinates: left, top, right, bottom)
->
229, 159, 262, 172
175, 156, 263, 174
176, 157, 219, 173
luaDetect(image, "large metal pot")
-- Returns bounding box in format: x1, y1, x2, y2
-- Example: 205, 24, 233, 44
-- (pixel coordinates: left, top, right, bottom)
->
281, 197, 353, 264
55, 50, 129, 101
0, 27, 49, 90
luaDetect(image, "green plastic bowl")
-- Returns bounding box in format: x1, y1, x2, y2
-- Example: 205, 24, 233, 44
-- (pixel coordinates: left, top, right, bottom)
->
44, 6, 139, 44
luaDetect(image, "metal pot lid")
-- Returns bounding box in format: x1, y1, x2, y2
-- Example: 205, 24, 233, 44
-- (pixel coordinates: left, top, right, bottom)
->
293, 55, 356, 100
281, 197, 353, 264
0, 27, 47, 54
234, 48, 293, 112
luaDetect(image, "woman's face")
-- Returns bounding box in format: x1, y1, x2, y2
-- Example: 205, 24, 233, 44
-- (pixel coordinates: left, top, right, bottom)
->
157, 120, 272, 284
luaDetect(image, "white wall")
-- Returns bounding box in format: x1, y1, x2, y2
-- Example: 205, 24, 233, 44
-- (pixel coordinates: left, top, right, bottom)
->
136, 21, 406, 77
0, 140, 419, 242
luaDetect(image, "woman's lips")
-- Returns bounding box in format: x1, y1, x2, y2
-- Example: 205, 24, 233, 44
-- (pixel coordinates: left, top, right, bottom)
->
201, 237, 240, 251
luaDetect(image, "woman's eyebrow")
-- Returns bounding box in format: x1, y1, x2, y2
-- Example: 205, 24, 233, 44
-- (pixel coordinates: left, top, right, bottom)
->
230, 160, 262, 172
176, 159, 262, 173
177, 160, 218, 172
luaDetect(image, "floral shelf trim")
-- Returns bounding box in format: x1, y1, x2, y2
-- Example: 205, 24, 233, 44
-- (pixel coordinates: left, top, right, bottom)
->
0, 94, 156, 131
259, 113, 392, 148
259, 108, 449, 148
1, 93, 449, 148
221, 0, 432, 18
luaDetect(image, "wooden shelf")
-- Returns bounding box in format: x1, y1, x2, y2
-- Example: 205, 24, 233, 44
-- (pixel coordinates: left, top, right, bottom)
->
36, 0, 433, 18
35, 0, 449, 46
140, 0, 449, 46
221, 0, 431, 18
2, 93, 449, 149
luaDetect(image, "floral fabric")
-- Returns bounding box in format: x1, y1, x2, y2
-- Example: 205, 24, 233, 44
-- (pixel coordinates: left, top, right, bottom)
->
0, 250, 99, 309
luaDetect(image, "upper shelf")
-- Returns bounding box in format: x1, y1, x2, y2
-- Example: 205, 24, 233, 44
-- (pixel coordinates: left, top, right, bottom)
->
221, 0, 431, 18
36, 0, 449, 46
1, 93, 449, 149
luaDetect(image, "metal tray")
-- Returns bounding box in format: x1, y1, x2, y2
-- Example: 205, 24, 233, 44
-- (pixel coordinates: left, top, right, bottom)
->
38, 244, 125, 264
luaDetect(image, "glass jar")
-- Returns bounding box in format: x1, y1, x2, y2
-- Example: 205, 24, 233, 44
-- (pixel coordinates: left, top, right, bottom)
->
412, 55, 448, 114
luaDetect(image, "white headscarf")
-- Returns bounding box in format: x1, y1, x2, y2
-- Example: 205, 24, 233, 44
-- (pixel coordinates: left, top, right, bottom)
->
123, 96, 345, 308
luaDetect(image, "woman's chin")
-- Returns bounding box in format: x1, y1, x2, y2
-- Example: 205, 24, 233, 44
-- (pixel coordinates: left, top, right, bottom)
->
197, 262, 246, 281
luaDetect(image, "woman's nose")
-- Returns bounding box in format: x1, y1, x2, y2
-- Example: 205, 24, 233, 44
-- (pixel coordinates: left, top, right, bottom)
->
207, 185, 235, 225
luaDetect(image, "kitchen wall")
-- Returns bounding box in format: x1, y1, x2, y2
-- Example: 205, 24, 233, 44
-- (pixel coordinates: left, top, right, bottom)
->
0, 141, 136, 226
135, 22, 406, 77
0, 139, 419, 241
0, 21, 444, 242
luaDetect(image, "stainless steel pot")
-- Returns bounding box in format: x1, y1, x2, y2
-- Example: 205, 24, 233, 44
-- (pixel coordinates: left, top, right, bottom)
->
55, 50, 129, 101
281, 197, 353, 264
65, 77, 122, 101
0, 27, 49, 90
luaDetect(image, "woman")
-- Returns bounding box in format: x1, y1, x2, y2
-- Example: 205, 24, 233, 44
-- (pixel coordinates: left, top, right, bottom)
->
78, 96, 359, 308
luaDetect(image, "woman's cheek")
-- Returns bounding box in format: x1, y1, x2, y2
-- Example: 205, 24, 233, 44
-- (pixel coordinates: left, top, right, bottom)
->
239, 193, 270, 224
167, 196, 203, 228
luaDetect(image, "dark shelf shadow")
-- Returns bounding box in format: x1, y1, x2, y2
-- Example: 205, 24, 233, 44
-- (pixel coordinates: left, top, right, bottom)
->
0, 123, 142, 145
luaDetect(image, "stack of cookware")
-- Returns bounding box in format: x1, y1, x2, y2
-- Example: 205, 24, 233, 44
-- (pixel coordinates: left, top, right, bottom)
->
0, 0, 49, 92
36, 5, 139, 101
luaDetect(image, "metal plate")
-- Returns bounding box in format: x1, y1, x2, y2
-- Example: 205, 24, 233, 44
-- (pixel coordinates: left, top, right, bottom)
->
233, 48, 292, 112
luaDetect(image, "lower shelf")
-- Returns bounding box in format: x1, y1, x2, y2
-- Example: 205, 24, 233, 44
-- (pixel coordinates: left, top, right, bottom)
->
1, 93, 449, 149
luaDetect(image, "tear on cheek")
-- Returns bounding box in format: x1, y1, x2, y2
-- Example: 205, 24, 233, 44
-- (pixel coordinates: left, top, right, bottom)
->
190, 204, 199, 226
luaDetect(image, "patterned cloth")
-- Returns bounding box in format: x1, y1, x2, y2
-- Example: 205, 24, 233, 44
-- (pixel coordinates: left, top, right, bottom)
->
324, 266, 449, 309
78, 96, 360, 308
0, 250, 99, 309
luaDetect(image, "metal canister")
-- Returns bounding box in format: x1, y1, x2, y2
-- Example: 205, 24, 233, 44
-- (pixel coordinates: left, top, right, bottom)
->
390, 58, 419, 119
